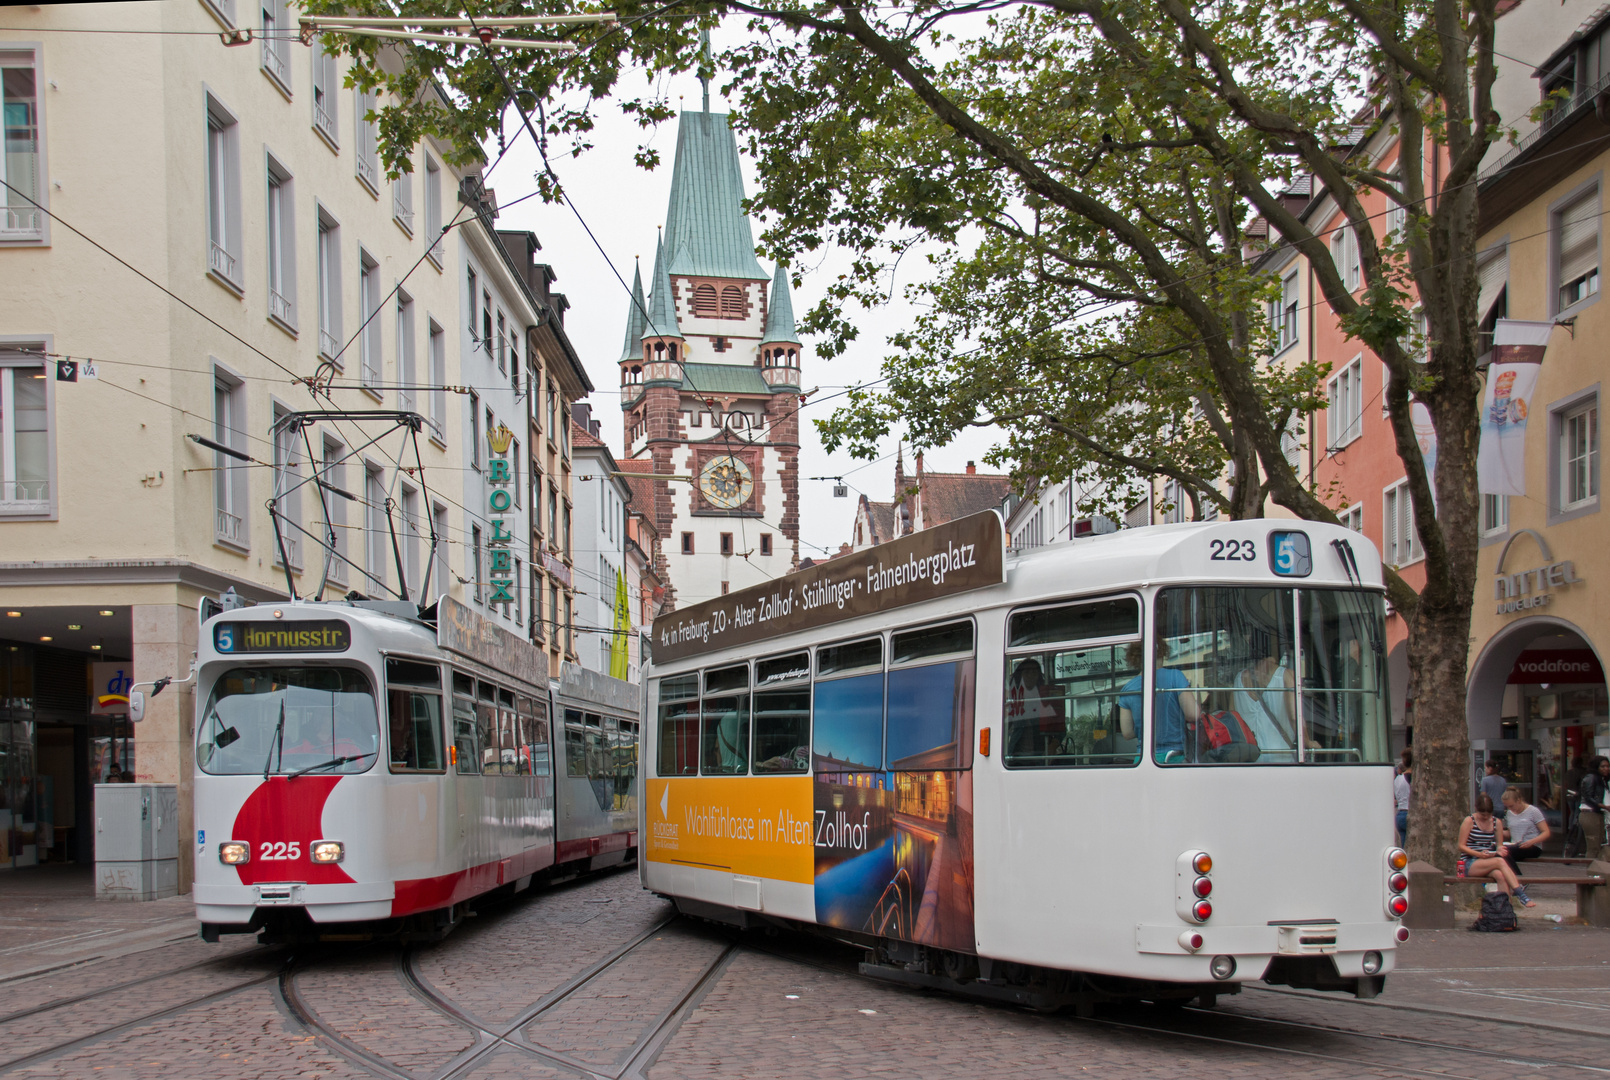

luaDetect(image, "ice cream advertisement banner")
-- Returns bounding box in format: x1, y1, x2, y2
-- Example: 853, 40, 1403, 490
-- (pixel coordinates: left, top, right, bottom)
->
1477, 319, 1553, 497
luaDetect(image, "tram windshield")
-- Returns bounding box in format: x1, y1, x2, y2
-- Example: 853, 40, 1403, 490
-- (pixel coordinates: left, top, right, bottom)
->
1151, 587, 1390, 765
197, 667, 380, 776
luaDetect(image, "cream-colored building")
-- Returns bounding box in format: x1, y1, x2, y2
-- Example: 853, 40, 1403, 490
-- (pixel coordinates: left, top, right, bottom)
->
0, 1, 585, 882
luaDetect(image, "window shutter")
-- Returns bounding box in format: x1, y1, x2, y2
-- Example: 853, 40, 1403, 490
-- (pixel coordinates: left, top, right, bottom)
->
1559, 193, 1599, 286
1478, 248, 1508, 323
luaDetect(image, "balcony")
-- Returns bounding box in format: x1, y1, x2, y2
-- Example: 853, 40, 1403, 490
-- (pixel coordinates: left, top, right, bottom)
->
392, 193, 414, 233
269, 288, 294, 326
319, 328, 339, 360
357, 154, 377, 190
215, 507, 243, 544
209, 240, 237, 282
261, 40, 288, 85
1, 205, 43, 237
0, 479, 50, 514
427, 233, 443, 265
273, 533, 301, 570
313, 100, 336, 145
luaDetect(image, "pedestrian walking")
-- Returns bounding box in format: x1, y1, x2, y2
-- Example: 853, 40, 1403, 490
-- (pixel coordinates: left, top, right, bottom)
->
1480, 761, 1508, 809
1394, 748, 1413, 847
1579, 756, 1609, 862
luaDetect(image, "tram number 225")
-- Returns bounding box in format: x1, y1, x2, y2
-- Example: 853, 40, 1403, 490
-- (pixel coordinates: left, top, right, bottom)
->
260, 841, 302, 861
1208, 538, 1257, 562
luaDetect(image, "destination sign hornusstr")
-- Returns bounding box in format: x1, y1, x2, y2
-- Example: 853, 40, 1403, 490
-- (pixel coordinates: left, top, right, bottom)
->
651, 510, 1005, 663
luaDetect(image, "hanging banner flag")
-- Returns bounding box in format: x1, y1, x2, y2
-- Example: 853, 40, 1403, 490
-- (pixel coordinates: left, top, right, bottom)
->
610, 569, 631, 681
1477, 319, 1553, 496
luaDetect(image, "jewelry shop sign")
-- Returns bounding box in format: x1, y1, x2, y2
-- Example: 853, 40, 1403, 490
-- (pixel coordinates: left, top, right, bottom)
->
651, 510, 1005, 663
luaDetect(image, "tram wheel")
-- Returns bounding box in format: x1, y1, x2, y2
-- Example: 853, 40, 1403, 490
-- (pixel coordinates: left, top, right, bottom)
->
940, 951, 977, 982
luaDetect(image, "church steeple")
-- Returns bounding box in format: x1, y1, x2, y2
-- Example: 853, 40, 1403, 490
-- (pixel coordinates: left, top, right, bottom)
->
618, 259, 647, 363
760, 263, 801, 390
661, 112, 768, 282
641, 234, 683, 344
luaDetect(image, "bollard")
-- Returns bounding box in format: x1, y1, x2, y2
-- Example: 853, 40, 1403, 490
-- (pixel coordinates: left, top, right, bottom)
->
1403, 861, 1454, 930
1583, 861, 1610, 928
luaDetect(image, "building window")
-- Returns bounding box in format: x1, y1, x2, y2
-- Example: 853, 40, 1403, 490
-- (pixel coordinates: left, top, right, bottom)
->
546, 383, 557, 438
513, 556, 523, 628
564, 594, 573, 654
359, 250, 381, 391
482, 291, 493, 357
470, 523, 483, 603
259, 0, 291, 90
548, 486, 558, 546
200, 0, 236, 28
1560, 398, 1600, 512
366, 465, 387, 590
265, 155, 296, 330
1556, 187, 1600, 313
1382, 479, 1423, 568
681, 531, 694, 555
562, 503, 571, 558
400, 486, 420, 599
467, 266, 478, 334
213, 369, 247, 546
495, 311, 507, 373
424, 156, 443, 264
1339, 504, 1363, 533
469, 390, 481, 470
692, 283, 717, 316
1271, 270, 1298, 353
1327, 357, 1363, 448
311, 38, 338, 147
760, 533, 772, 557
720, 532, 734, 556
549, 582, 559, 643
271, 403, 301, 570
1481, 494, 1508, 537
2, 47, 46, 241
322, 435, 347, 584
355, 89, 379, 193
316, 207, 341, 360
1330, 224, 1360, 291
720, 285, 745, 318
1478, 245, 1508, 356
511, 440, 521, 507
205, 95, 242, 289
532, 466, 543, 535
0, 359, 50, 515
395, 291, 415, 412
431, 502, 448, 599
721, 582, 730, 595
428, 320, 445, 442
392, 162, 413, 234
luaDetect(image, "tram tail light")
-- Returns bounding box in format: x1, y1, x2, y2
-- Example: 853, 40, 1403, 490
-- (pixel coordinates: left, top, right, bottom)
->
1178, 931, 1204, 952
1192, 899, 1213, 922
219, 841, 249, 865
1396, 926, 1410, 943
1388, 895, 1409, 918
979, 728, 991, 758
1192, 877, 1212, 898
449, 745, 457, 766
1388, 872, 1408, 893
1193, 852, 1213, 875
1388, 848, 1408, 871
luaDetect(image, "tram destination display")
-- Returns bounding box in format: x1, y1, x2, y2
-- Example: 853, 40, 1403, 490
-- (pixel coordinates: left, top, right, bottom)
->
652, 510, 1005, 663
214, 619, 350, 653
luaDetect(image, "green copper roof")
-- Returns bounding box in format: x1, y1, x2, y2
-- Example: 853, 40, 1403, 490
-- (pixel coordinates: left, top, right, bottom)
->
663, 111, 770, 282
680, 362, 771, 395
618, 261, 648, 362
641, 235, 683, 342
761, 263, 800, 344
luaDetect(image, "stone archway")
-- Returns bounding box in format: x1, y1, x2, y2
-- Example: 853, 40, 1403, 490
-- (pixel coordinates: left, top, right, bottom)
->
1467, 614, 1604, 740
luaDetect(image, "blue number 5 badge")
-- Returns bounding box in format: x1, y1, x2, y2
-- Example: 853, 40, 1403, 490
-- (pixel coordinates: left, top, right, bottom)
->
1269, 531, 1312, 577
214, 624, 235, 652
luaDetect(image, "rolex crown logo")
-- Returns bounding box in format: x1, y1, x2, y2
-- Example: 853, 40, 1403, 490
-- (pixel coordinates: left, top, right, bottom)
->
487, 423, 514, 456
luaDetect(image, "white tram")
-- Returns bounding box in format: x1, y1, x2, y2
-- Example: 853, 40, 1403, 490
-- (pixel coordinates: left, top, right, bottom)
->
189, 595, 638, 942
641, 513, 1409, 1006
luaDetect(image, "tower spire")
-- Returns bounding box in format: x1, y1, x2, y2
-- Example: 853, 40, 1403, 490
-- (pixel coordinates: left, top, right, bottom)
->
618, 258, 648, 362
699, 28, 711, 113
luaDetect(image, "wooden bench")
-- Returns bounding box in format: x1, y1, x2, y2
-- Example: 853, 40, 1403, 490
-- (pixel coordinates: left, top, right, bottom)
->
1404, 860, 1610, 929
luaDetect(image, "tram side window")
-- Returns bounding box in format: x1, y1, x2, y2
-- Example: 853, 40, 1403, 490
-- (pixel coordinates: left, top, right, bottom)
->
565, 708, 586, 778
615, 718, 638, 802
498, 688, 519, 776
477, 681, 499, 774
656, 674, 699, 777
702, 663, 750, 775
386, 658, 444, 772
1152, 587, 1297, 765
813, 637, 884, 774
586, 712, 607, 781
512, 696, 535, 776
887, 621, 974, 771
523, 698, 551, 777
1297, 589, 1391, 764
1005, 597, 1142, 769
452, 672, 479, 775
754, 651, 810, 774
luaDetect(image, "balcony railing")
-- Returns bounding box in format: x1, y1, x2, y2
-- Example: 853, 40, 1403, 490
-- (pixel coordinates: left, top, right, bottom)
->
313, 100, 336, 144
209, 240, 237, 282
357, 153, 377, 189
2, 205, 43, 236
269, 288, 294, 325
427, 231, 443, 264
216, 507, 243, 543
273, 533, 301, 570
393, 193, 413, 232
319, 328, 339, 359
0, 479, 50, 513
261, 40, 288, 84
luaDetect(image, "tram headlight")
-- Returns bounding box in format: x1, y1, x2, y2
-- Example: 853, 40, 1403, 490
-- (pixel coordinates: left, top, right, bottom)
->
218, 841, 250, 865
1362, 951, 1384, 975
311, 840, 345, 864
1388, 848, 1408, 872
1208, 955, 1236, 981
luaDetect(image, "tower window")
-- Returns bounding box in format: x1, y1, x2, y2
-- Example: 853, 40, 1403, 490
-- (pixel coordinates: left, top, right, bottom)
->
760, 534, 772, 557
720, 286, 745, 319
693, 283, 717, 316
720, 532, 734, 556
681, 532, 694, 555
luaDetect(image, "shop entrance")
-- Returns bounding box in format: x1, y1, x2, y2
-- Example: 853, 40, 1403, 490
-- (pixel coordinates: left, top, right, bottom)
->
1468, 617, 1608, 831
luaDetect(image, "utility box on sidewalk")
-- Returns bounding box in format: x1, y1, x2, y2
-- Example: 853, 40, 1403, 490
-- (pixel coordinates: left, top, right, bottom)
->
94, 784, 179, 901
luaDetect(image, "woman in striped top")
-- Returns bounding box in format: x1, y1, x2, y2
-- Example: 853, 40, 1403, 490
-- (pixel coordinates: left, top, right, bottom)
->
1459, 793, 1535, 907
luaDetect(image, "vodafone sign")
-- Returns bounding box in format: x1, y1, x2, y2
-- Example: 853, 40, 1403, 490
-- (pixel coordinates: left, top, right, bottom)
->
1507, 649, 1605, 685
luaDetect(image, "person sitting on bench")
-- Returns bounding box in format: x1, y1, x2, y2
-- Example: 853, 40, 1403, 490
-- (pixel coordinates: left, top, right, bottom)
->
1501, 787, 1550, 876
1460, 793, 1534, 908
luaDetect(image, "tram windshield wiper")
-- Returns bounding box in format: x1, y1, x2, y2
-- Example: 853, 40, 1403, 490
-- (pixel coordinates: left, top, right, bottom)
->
263, 698, 285, 780
286, 751, 376, 780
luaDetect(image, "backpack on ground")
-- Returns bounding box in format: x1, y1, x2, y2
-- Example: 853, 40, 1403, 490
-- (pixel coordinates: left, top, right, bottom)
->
1469, 891, 1519, 932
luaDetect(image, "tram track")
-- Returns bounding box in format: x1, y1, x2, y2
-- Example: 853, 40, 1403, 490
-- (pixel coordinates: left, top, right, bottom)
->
281, 913, 741, 1080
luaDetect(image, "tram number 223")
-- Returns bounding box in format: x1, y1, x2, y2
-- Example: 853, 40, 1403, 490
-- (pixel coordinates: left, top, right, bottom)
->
260, 841, 302, 861
1208, 538, 1257, 562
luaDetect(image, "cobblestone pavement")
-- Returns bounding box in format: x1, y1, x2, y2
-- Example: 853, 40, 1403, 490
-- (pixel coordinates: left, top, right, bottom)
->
2, 865, 1608, 1079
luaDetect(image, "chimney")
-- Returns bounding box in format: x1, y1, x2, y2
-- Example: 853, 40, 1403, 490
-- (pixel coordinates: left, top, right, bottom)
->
590, 420, 601, 438
966, 460, 976, 475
